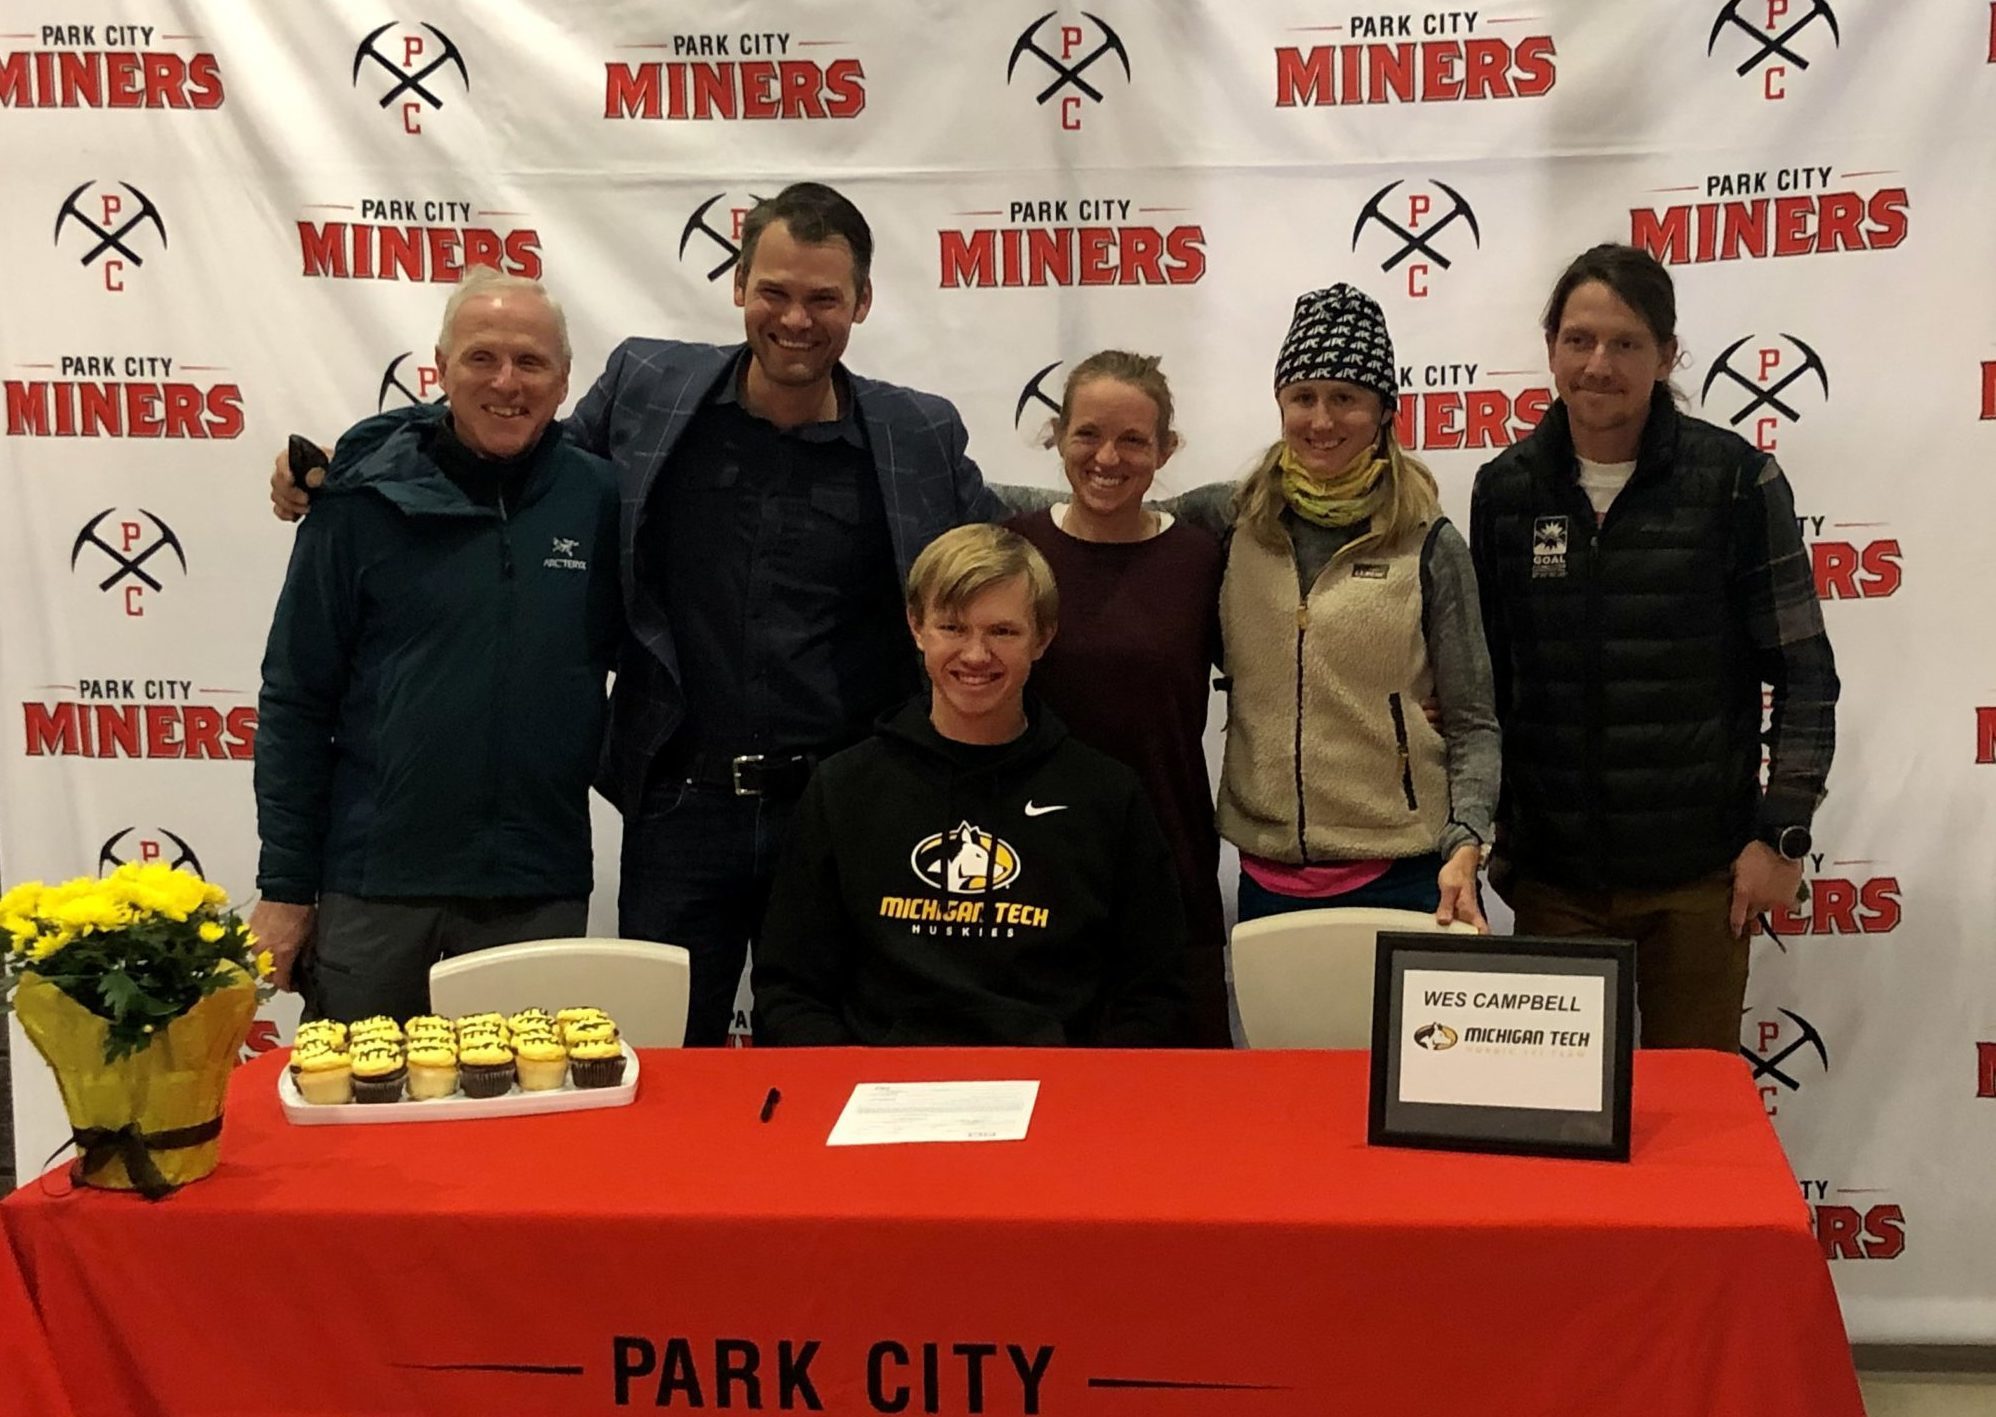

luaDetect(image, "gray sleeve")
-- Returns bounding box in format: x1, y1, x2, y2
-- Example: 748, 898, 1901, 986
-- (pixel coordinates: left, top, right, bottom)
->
1421, 520, 1501, 859
988, 483, 1060, 518
1160, 481, 1237, 540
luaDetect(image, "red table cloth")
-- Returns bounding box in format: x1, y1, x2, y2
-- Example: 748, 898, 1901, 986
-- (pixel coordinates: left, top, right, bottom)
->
2, 1047, 1862, 1417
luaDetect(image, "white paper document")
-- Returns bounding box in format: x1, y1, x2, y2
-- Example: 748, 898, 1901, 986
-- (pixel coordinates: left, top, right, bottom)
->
1397, 969, 1606, 1112
825, 1080, 1041, 1146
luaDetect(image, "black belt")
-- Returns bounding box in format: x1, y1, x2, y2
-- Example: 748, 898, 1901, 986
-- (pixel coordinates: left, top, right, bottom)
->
673, 751, 817, 798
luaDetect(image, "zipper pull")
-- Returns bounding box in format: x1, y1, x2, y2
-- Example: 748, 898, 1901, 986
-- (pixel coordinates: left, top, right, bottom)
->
1295, 600, 1308, 630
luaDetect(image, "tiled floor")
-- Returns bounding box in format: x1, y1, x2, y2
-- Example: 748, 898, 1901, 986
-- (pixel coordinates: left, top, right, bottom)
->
1857, 1349, 1996, 1416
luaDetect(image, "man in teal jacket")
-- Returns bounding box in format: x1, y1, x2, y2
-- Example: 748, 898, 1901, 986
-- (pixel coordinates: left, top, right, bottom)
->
252, 270, 621, 1021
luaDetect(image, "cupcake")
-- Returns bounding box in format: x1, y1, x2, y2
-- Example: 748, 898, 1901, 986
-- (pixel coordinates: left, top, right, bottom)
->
456, 1012, 509, 1041
289, 1041, 353, 1105
405, 1037, 460, 1100
567, 1029, 626, 1089
457, 1034, 516, 1098
350, 1040, 407, 1104
506, 1008, 554, 1035
513, 1029, 569, 1091
295, 1018, 348, 1049
555, 1006, 609, 1029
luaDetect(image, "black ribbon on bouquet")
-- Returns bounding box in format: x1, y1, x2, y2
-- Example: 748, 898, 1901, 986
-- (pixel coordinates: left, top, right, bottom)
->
45, 1115, 224, 1201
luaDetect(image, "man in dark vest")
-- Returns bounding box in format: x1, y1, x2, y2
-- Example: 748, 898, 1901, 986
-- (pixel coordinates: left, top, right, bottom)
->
1469, 244, 1838, 1050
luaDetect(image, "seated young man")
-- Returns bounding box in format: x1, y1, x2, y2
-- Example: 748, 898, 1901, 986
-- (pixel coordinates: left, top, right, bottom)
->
752, 524, 1188, 1046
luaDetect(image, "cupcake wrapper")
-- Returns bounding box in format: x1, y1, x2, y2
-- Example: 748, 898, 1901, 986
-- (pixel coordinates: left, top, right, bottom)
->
569, 1053, 627, 1089
352, 1066, 408, 1104
459, 1062, 516, 1099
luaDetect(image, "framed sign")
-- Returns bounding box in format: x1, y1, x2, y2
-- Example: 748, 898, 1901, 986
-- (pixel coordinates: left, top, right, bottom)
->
1367, 933, 1635, 1162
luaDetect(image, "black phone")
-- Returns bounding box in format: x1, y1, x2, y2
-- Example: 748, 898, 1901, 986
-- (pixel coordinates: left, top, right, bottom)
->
286, 434, 330, 499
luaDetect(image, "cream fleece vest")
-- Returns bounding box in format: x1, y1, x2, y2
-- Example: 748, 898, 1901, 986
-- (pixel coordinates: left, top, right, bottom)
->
1217, 519, 1448, 863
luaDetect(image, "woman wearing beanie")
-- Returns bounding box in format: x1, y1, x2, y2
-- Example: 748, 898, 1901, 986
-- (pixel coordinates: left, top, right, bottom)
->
1007, 351, 1230, 1046
1175, 284, 1500, 929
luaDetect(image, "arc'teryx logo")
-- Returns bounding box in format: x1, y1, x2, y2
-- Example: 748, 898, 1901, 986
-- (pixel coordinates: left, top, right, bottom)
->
55, 181, 165, 292
378, 352, 442, 411
678, 192, 764, 282
1699, 334, 1828, 451
544, 536, 587, 571
1708, 0, 1839, 100
99, 826, 202, 876
1007, 11, 1130, 130
353, 21, 468, 134
1015, 361, 1064, 431
1352, 180, 1478, 298
72, 509, 186, 616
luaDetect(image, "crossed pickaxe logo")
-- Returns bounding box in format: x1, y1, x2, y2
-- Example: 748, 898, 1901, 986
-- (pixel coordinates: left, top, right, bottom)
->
1707, 0, 1840, 76
1700, 334, 1830, 427
352, 21, 469, 109
1741, 1007, 1829, 1091
54, 181, 167, 268
678, 192, 764, 283
377, 351, 442, 411
99, 827, 203, 878
1007, 11, 1131, 105
1351, 180, 1481, 272
1015, 361, 1065, 429
71, 509, 187, 595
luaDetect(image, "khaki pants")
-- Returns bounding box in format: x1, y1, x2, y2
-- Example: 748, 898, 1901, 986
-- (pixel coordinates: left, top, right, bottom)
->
1506, 870, 1746, 1052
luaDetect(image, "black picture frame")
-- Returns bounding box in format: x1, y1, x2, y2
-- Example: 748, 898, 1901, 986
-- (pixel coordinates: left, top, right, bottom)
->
1367, 932, 1636, 1162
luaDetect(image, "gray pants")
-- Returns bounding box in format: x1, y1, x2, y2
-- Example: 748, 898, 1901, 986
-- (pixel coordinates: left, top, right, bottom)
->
304, 892, 588, 1023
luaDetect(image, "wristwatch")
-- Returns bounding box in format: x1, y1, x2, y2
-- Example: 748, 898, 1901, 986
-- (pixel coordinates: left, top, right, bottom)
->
1759, 824, 1811, 861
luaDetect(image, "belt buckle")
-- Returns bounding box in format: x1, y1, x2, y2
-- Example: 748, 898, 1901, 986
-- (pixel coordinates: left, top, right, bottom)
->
730, 754, 765, 797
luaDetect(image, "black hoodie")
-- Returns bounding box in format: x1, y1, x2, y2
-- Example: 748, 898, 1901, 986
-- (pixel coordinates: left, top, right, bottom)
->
753, 697, 1188, 1046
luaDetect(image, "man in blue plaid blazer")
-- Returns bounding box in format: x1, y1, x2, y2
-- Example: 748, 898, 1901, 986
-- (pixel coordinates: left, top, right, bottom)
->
564, 183, 1007, 1044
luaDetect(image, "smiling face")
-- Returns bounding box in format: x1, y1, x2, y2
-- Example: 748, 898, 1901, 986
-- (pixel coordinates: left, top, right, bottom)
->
734, 218, 872, 397
1546, 279, 1676, 453
1055, 375, 1172, 531
1276, 378, 1386, 482
436, 291, 570, 460
908, 573, 1051, 745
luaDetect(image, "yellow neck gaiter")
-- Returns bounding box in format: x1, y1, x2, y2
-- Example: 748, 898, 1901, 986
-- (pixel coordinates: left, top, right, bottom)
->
1279, 443, 1389, 529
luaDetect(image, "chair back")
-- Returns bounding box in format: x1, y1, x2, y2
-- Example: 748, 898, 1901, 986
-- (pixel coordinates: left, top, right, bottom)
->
1231, 907, 1479, 1048
428, 938, 691, 1047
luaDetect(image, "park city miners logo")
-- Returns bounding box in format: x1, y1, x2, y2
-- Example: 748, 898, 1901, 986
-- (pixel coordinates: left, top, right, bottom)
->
911, 822, 1022, 893
678, 192, 765, 282
1413, 1022, 1459, 1050
1015, 361, 1064, 434
1708, 0, 1838, 100
1392, 359, 1552, 452
55, 181, 165, 292
352, 21, 467, 133
1006, 11, 1131, 130
1801, 1179, 1905, 1261
1531, 516, 1568, 578
604, 30, 865, 120
1699, 334, 1829, 452
298, 197, 542, 282
6, 354, 245, 439
1351, 180, 1478, 298
98, 826, 203, 876
377, 351, 442, 411
1631, 167, 1907, 267
1740, 1007, 1828, 1115
1275, 11, 1557, 106
941, 196, 1206, 288
72, 509, 186, 616
0, 25, 225, 108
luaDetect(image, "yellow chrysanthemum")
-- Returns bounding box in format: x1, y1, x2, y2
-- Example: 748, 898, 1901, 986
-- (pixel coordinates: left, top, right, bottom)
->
27, 928, 72, 961
48, 890, 131, 934
197, 920, 226, 944
0, 880, 45, 920
254, 949, 275, 979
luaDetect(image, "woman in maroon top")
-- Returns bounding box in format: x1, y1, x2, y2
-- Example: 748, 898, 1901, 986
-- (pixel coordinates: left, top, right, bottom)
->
1007, 352, 1229, 1046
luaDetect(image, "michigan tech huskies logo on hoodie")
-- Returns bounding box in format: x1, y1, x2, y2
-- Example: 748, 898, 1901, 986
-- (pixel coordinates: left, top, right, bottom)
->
910, 821, 1021, 893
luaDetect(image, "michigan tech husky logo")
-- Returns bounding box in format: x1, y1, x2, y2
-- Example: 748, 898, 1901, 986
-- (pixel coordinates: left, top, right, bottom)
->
1414, 1022, 1459, 1050
911, 822, 1022, 893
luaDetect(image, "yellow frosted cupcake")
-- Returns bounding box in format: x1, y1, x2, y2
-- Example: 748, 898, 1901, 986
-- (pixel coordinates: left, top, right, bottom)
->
295, 1019, 348, 1049
405, 1037, 460, 1100
350, 1040, 407, 1104
289, 1041, 353, 1104
506, 1007, 554, 1034
455, 1013, 509, 1042
458, 1034, 515, 1098
513, 1030, 569, 1091
568, 1030, 626, 1089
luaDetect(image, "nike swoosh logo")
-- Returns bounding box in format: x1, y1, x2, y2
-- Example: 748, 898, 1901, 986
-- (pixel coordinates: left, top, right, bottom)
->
1023, 801, 1067, 817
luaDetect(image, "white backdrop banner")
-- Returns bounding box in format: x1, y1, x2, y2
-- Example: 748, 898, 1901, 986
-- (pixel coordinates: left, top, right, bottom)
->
3, 0, 1994, 1343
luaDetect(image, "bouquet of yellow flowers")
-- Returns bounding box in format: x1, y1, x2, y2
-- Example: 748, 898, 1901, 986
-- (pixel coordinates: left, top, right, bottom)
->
1, 863, 274, 1060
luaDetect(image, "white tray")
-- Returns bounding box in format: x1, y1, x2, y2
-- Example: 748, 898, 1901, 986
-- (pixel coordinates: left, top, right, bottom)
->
279, 1043, 639, 1124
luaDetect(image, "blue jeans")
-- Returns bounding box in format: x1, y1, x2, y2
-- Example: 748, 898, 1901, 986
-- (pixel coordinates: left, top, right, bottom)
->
1237, 853, 1445, 923
618, 778, 799, 1047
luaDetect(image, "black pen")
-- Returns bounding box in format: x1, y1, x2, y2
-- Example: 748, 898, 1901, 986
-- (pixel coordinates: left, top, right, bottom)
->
759, 1087, 781, 1123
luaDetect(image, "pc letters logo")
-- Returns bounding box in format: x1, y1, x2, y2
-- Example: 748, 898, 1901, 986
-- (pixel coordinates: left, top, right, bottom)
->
1006, 11, 1131, 130
1531, 515, 1568, 579
1740, 1007, 1828, 1116
1708, 0, 1839, 101
98, 826, 202, 876
377, 351, 442, 411
911, 822, 1022, 893
55, 181, 165, 293
72, 509, 186, 617
1699, 333, 1828, 453
1351, 180, 1479, 299
352, 21, 468, 134
1014, 360, 1065, 441
678, 192, 765, 283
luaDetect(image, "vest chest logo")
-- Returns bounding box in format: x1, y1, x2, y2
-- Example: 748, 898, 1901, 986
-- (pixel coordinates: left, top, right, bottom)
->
543, 535, 588, 571
1532, 515, 1569, 578
1352, 562, 1389, 580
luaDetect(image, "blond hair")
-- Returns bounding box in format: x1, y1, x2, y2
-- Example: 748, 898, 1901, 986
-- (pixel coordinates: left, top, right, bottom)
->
906, 524, 1059, 635
1230, 429, 1441, 559
437, 267, 571, 365
1047, 349, 1179, 452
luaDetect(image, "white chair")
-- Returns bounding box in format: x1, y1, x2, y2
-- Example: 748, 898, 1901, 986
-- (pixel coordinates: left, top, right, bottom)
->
428, 938, 691, 1047
1231, 907, 1479, 1049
